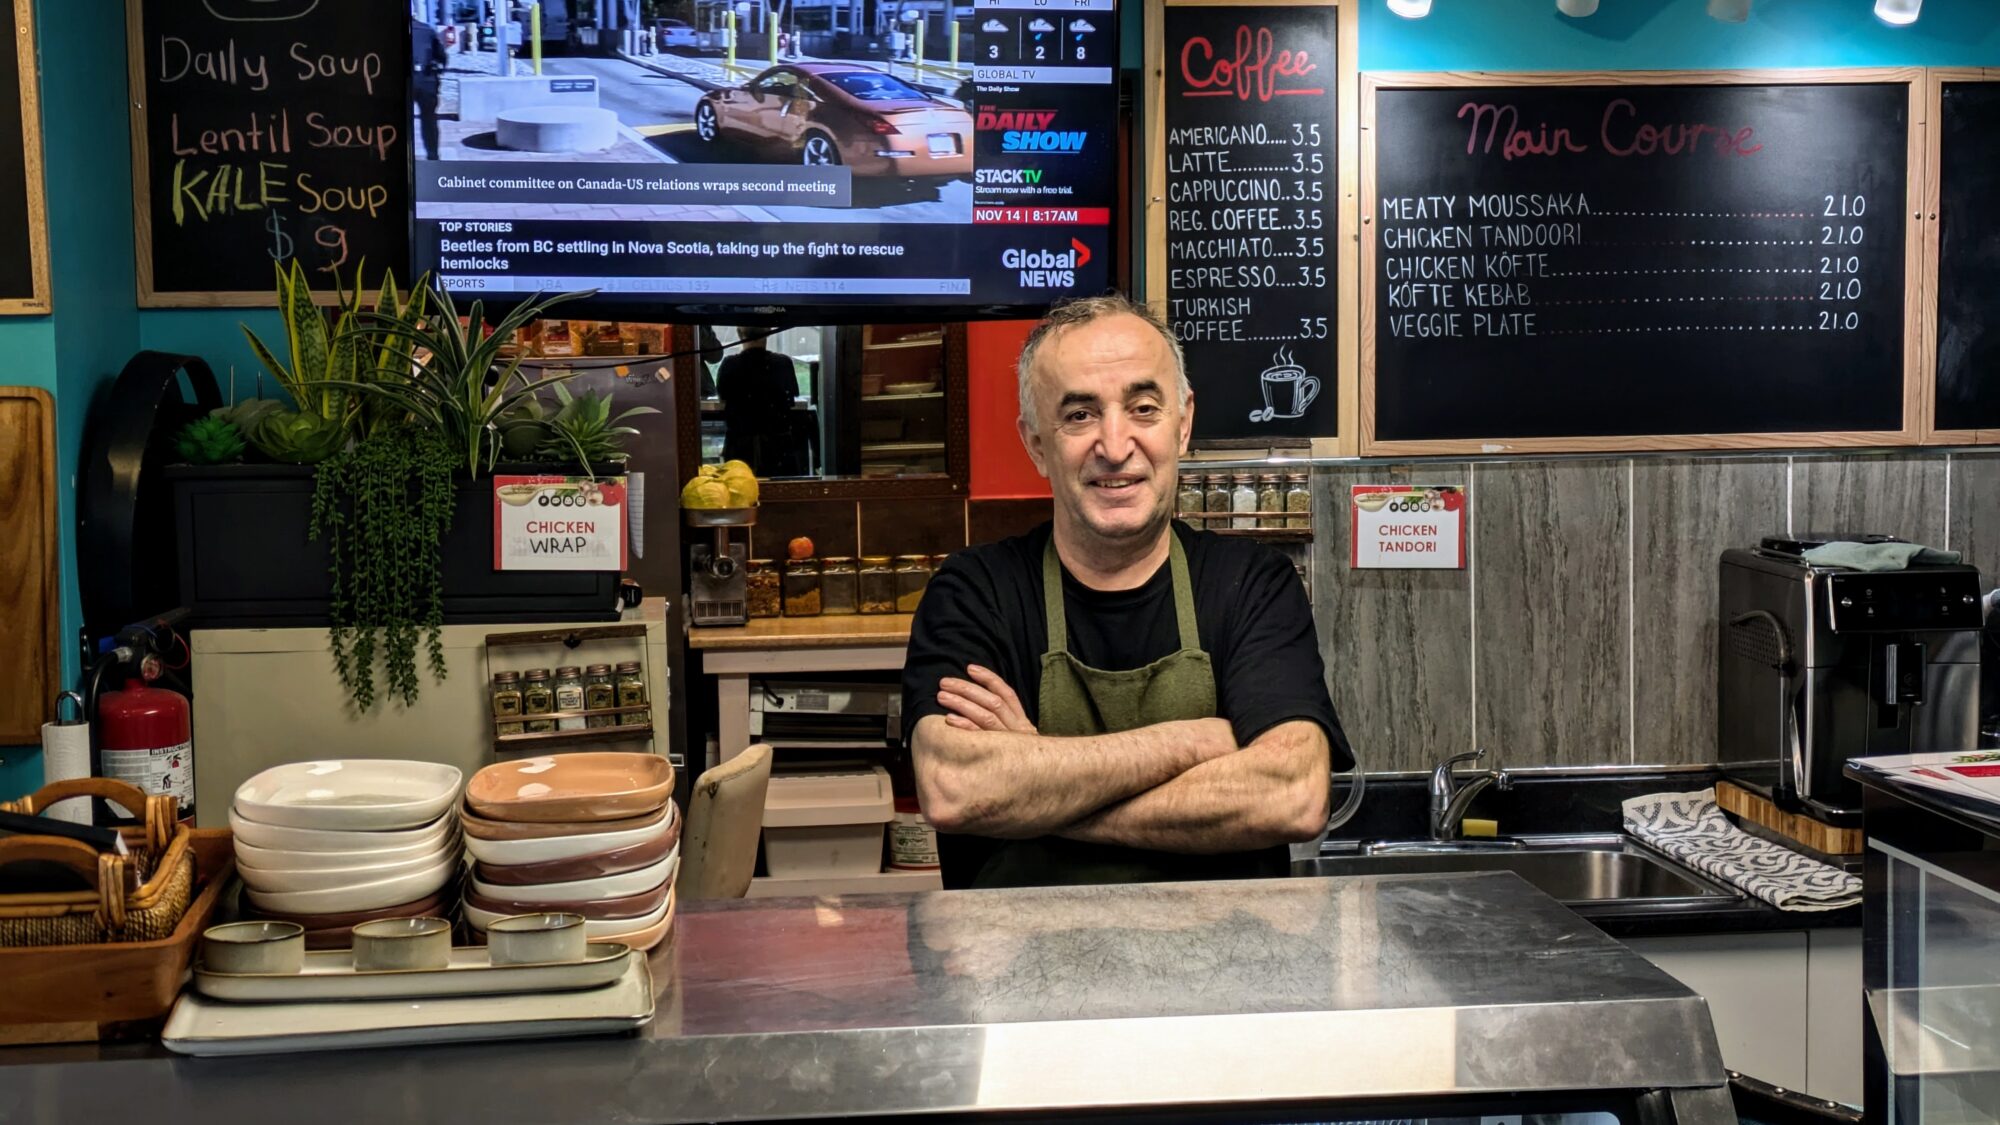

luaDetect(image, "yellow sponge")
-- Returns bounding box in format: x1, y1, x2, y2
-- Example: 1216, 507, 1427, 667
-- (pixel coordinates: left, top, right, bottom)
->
1460, 818, 1498, 838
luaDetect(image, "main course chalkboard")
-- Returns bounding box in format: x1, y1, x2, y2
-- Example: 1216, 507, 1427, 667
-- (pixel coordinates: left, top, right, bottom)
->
1158, 1, 1340, 443
2, 0, 50, 314
1363, 72, 1922, 453
1929, 74, 2000, 441
126, 0, 409, 306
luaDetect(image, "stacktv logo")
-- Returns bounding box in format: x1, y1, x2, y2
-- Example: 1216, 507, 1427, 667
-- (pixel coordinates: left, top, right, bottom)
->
976, 168, 1044, 185
978, 109, 1088, 154
1003, 240, 1092, 288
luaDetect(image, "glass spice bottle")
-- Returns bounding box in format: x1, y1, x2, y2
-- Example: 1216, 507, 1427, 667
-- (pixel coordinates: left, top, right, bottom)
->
894, 555, 933, 613
1203, 472, 1231, 520
491, 671, 524, 736
783, 558, 822, 617
860, 556, 897, 614
1176, 472, 1203, 519
584, 664, 617, 728
1257, 473, 1285, 529
614, 661, 649, 727
521, 668, 555, 733
1286, 473, 1313, 530
553, 666, 586, 730
1231, 472, 1258, 530
820, 556, 859, 615
745, 559, 781, 618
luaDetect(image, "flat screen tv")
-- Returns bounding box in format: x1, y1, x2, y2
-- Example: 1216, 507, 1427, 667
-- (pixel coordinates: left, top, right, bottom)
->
411, 0, 1119, 322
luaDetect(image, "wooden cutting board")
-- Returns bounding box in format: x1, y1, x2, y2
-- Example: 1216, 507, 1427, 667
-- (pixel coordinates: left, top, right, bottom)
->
0, 386, 57, 743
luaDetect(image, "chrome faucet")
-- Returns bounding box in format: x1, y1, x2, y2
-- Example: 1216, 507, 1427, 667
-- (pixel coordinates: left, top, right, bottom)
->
1430, 748, 1512, 842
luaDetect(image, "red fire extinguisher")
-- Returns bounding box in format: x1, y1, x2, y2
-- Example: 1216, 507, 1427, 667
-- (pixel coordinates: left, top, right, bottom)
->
97, 675, 194, 824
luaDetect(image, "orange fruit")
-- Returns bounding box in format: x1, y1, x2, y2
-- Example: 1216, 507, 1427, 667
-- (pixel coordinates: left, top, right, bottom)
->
787, 536, 814, 561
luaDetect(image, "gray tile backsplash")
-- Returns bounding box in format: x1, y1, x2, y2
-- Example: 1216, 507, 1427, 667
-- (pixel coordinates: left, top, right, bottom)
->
1309, 448, 1980, 775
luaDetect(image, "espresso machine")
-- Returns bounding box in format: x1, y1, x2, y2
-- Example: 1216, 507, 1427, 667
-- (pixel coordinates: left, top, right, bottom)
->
1718, 535, 1984, 822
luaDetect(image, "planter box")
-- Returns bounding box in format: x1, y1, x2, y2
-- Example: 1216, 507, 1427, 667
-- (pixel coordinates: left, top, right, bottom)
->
169, 464, 620, 628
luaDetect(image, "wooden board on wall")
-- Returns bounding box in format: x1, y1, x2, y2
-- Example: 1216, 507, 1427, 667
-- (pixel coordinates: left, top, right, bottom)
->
0, 388, 58, 742
1143, 0, 1356, 453
1359, 69, 1927, 457
125, 0, 410, 307
1, 0, 50, 315
1922, 69, 2000, 445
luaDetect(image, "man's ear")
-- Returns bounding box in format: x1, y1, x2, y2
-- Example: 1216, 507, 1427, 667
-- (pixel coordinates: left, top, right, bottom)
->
1017, 412, 1050, 479
1177, 392, 1195, 456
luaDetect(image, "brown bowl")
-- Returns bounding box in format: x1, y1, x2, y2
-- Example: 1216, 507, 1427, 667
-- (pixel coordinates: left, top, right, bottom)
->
458, 799, 670, 842
466, 752, 675, 823
244, 883, 455, 932
461, 877, 670, 922
471, 818, 682, 886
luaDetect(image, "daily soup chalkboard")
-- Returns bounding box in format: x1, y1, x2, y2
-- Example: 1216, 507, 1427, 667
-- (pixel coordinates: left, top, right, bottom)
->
1364, 73, 1920, 453
126, 0, 410, 306
1159, 2, 1340, 443
2, 0, 49, 314
1931, 76, 2000, 440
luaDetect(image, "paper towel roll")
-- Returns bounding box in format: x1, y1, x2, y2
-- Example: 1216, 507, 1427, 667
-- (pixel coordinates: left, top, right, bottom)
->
38, 721, 91, 825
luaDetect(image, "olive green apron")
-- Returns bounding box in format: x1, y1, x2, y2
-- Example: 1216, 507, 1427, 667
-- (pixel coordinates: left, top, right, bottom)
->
970, 535, 1217, 888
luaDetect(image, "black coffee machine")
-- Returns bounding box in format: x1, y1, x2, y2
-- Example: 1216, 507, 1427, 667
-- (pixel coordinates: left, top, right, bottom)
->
1717, 535, 1984, 823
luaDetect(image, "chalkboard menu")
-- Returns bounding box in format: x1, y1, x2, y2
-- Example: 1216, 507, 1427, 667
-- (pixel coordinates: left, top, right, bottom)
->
1367, 78, 1916, 450
1161, 3, 1339, 442
1, 0, 49, 314
127, 0, 409, 306
1933, 79, 2000, 438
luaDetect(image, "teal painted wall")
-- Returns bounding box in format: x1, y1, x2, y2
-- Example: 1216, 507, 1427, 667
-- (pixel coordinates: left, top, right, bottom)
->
1358, 0, 2000, 70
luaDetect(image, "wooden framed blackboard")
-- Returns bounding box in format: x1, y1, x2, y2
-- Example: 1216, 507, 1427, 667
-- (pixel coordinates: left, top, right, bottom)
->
1923, 69, 2000, 444
1143, 0, 1357, 452
125, 0, 410, 307
1361, 70, 1925, 456
1, 0, 50, 315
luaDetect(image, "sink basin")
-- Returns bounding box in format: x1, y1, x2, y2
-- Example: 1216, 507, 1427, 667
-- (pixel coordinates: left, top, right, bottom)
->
1292, 834, 1739, 912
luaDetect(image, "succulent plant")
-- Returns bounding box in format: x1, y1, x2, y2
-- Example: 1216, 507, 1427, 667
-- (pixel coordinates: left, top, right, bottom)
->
533, 383, 659, 478
249, 408, 347, 464
175, 415, 246, 464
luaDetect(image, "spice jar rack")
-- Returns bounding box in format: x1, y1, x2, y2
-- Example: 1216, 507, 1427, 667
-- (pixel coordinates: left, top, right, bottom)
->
1174, 469, 1315, 542
482, 624, 660, 755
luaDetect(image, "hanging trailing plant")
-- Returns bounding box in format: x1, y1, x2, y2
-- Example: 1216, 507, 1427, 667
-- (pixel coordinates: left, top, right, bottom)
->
309, 427, 457, 710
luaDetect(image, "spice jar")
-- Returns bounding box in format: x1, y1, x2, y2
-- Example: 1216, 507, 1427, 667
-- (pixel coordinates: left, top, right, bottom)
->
584, 664, 617, 728
821, 556, 859, 615
1286, 473, 1312, 530
553, 666, 586, 731
746, 559, 781, 618
521, 668, 555, 733
1203, 472, 1230, 519
860, 556, 897, 614
1257, 473, 1285, 529
614, 661, 649, 727
894, 555, 932, 613
491, 671, 524, 736
1176, 472, 1203, 519
783, 558, 822, 617
1231, 472, 1258, 529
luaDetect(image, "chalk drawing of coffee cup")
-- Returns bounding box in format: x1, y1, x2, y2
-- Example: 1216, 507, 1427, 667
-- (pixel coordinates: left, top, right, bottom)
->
204, 0, 320, 22
1247, 347, 1319, 424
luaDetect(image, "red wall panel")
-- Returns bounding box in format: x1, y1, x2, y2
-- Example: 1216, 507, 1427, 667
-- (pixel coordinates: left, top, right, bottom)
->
966, 320, 1051, 500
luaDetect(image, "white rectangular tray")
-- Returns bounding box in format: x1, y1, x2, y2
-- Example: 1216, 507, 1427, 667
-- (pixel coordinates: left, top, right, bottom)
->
164, 953, 652, 1056
193, 943, 631, 1003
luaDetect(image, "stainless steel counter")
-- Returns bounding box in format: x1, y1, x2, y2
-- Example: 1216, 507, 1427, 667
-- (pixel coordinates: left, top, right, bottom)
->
0, 871, 1736, 1124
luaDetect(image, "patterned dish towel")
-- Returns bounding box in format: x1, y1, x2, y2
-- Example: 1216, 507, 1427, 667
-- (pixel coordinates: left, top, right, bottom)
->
1622, 789, 1861, 912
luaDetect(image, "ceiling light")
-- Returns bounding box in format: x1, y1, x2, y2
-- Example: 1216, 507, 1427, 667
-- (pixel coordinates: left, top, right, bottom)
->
1557, 0, 1599, 14
1874, 0, 1920, 24
1387, 0, 1432, 17
1707, 0, 1750, 20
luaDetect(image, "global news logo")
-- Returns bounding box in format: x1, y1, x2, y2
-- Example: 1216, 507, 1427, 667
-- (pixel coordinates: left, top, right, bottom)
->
1003, 240, 1092, 288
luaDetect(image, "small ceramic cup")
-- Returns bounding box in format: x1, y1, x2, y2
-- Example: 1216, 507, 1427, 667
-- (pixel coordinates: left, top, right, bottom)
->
202, 920, 306, 975
351, 916, 453, 972
486, 912, 587, 966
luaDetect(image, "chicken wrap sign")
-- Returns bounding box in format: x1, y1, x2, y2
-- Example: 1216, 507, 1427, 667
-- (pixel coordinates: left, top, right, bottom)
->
494, 476, 628, 572
1351, 485, 1464, 569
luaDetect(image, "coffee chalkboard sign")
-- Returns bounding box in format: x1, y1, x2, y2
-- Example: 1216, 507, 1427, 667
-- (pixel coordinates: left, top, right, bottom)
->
1931, 76, 2000, 440
2, 0, 49, 314
1364, 73, 1920, 453
1158, 2, 1339, 443
126, 0, 410, 306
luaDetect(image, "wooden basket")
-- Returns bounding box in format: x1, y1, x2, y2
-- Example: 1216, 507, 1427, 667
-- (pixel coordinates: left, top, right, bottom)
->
0, 777, 191, 945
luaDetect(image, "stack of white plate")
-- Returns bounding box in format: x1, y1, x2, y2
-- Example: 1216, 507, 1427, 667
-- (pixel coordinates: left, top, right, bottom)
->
231, 761, 465, 946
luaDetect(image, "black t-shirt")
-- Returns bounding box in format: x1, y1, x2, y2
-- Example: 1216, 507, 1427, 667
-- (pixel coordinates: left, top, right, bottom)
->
902, 520, 1352, 887
715, 350, 797, 474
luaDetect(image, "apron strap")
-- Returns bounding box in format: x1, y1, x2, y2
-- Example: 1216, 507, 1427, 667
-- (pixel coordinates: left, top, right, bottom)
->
1042, 533, 1200, 655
